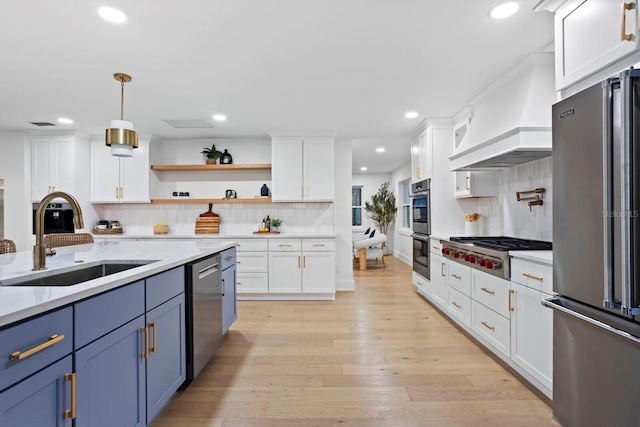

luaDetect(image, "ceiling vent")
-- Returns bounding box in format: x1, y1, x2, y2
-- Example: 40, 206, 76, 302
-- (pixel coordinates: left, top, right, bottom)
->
28, 121, 56, 127
162, 119, 214, 129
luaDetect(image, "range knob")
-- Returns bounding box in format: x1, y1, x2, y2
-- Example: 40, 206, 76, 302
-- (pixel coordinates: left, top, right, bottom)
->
469, 256, 476, 264
454, 251, 460, 259
442, 248, 446, 255
464, 254, 470, 261
486, 261, 494, 269
479, 259, 486, 267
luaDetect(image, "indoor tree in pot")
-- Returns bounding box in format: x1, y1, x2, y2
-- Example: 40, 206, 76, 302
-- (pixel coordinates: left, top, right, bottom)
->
364, 181, 397, 254
201, 143, 222, 164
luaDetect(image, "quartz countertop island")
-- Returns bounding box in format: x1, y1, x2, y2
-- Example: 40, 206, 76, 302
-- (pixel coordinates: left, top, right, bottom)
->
0, 239, 237, 327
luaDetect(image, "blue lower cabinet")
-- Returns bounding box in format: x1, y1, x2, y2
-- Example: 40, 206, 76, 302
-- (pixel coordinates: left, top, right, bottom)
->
145, 293, 186, 423
74, 316, 146, 427
0, 355, 72, 427
222, 265, 237, 333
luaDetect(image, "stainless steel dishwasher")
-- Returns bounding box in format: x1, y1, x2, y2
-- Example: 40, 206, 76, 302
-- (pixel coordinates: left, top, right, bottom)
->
183, 254, 222, 387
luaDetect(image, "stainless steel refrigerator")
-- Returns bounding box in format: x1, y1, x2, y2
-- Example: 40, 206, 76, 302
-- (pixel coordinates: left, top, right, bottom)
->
545, 68, 640, 426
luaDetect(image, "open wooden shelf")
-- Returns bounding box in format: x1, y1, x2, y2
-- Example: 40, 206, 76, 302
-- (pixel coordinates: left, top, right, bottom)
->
151, 164, 271, 171
151, 197, 272, 204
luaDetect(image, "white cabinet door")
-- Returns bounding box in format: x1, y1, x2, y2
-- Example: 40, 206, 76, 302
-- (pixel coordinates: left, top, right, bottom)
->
556, 0, 639, 90
302, 251, 335, 293
31, 137, 75, 201
90, 142, 121, 202
120, 140, 150, 202
303, 138, 333, 201
268, 252, 301, 293
272, 138, 304, 201
510, 282, 553, 391
430, 254, 447, 307
420, 129, 432, 180
411, 138, 422, 183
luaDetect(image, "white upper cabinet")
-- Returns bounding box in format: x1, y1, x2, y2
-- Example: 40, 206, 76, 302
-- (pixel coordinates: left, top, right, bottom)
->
271, 136, 334, 202
555, 0, 639, 90
454, 171, 498, 198
31, 136, 76, 201
411, 129, 432, 183
90, 139, 150, 203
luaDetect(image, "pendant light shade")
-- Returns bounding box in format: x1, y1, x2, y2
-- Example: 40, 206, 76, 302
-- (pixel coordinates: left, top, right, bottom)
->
106, 73, 138, 157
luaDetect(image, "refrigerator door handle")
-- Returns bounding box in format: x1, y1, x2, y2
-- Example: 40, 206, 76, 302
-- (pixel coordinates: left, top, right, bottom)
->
620, 72, 639, 315
543, 298, 640, 346
603, 80, 616, 309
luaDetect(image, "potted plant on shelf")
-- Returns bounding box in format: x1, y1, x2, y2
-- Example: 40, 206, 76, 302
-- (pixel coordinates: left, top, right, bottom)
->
270, 218, 282, 232
364, 181, 397, 254
201, 143, 222, 164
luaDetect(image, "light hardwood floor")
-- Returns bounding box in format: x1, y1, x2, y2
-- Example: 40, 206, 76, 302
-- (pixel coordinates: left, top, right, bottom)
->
153, 256, 558, 427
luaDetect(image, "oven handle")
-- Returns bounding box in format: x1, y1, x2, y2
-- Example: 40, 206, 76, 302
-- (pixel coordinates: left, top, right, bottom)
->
411, 233, 430, 242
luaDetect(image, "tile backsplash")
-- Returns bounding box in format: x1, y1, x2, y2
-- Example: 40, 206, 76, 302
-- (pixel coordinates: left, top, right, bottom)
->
96, 202, 334, 235
477, 156, 552, 241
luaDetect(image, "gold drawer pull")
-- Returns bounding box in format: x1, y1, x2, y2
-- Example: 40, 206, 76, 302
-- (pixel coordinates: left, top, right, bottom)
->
522, 272, 543, 281
622, 2, 635, 41
312, 243, 325, 247
64, 373, 76, 419
480, 287, 495, 295
481, 321, 495, 331
509, 289, 515, 312
452, 301, 462, 309
149, 322, 157, 353
141, 327, 149, 359
279, 244, 292, 247
10, 334, 65, 361
236, 261, 242, 264
452, 274, 462, 280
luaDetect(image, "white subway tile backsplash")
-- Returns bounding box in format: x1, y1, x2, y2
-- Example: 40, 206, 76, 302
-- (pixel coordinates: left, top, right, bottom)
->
100, 202, 334, 235
477, 157, 552, 241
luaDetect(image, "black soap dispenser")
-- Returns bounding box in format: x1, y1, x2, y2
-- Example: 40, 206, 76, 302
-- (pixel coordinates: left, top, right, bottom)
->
260, 184, 269, 197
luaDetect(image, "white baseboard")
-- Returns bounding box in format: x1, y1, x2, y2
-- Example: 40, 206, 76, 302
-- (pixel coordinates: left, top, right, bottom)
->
336, 279, 355, 291
393, 251, 412, 266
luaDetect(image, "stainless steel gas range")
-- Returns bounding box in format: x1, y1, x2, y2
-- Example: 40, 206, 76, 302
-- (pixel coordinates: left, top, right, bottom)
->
441, 236, 552, 280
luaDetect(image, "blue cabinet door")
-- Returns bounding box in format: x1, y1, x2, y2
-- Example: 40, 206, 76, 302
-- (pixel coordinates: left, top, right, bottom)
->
145, 293, 186, 423
222, 264, 237, 333
0, 355, 72, 427
75, 316, 146, 427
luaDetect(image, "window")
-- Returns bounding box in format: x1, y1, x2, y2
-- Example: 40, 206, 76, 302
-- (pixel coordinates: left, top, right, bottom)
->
400, 179, 411, 229
352, 186, 362, 226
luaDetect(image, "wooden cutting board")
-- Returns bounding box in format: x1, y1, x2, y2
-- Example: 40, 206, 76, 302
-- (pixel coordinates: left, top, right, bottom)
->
195, 203, 220, 234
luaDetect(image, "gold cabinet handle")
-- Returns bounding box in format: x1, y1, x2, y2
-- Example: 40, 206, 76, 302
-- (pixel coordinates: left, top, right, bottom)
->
480, 287, 495, 295
141, 327, 149, 359
236, 261, 242, 264
149, 322, 157, 354
303, 255, 306, 268
279, 244, 292, 247
10, 334, 65, 361
481, 321, 495, 331
64, 373, 77, 419
298, 256, 301, 268
452, 301, 462, 309
452, 274, 462, 280
622, 2, 635, 41
441, 263, 445, 277
120, 187, 124, 199
115, 187, 119, 199
522, 272, 543, 281
225, 256, 234, 261
237, 281, 242, 285
312, 243, 325, 247
509, 289, 515, 312
465, 175, 470, 190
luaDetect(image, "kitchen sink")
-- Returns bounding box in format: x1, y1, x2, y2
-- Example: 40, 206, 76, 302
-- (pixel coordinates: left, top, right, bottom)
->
1, 260, 159, 287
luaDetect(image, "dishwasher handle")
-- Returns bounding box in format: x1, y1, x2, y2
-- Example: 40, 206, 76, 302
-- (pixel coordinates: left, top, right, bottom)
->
198, 263, 219, 280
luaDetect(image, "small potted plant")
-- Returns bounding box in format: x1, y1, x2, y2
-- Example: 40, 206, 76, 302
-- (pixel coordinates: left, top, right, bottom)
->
201, 143, 222, 164
270, 218, 282, 232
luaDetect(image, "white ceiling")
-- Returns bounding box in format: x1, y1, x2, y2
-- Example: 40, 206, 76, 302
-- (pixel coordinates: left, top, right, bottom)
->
0, 1, 553, 173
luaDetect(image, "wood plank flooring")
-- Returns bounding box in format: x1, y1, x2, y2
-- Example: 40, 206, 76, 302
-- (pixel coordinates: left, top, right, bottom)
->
153, 256, 558, 427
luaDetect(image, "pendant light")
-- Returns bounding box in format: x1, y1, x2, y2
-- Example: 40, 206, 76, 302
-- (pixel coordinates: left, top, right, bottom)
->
106, 73, 138, 157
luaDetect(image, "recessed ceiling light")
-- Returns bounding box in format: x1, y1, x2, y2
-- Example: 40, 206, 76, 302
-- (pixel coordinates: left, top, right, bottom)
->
405, 112, 418, 119
490, 2, 520, 19
57, 118, 73, 124
376, 147, 385, 153
360, 167, 368, 171
98, 7, 127, 23
212, 114, 227, 121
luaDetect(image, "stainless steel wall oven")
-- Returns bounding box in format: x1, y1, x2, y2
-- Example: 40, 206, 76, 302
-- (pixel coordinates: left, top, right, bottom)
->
411, 179, 431, 280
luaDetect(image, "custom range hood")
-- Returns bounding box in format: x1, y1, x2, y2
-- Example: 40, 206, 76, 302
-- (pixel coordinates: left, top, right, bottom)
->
449, 53, 555, 171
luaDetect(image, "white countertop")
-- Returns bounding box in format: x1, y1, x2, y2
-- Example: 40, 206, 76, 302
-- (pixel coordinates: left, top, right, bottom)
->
92, 233, 336, 239
509, 250, 553, 265
0, 239, 237, 327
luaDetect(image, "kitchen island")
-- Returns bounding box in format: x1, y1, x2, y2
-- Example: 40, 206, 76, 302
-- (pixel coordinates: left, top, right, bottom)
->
0, 239, 236, 427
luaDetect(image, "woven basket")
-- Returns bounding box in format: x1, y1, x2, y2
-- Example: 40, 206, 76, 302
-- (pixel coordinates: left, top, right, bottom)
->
153, 224, 169, 234
93, 227, 123, 234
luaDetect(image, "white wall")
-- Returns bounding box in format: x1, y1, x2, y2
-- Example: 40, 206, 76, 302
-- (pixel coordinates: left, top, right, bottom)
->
0, 131, 31, 250
390, 161, 412, 265
334, 138, 354, 291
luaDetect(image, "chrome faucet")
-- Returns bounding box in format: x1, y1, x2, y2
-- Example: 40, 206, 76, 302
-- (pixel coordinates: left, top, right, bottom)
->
33, 191, 84, 270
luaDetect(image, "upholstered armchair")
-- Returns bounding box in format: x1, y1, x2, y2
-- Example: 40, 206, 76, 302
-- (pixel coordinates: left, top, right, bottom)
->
353, 230, 387, 271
